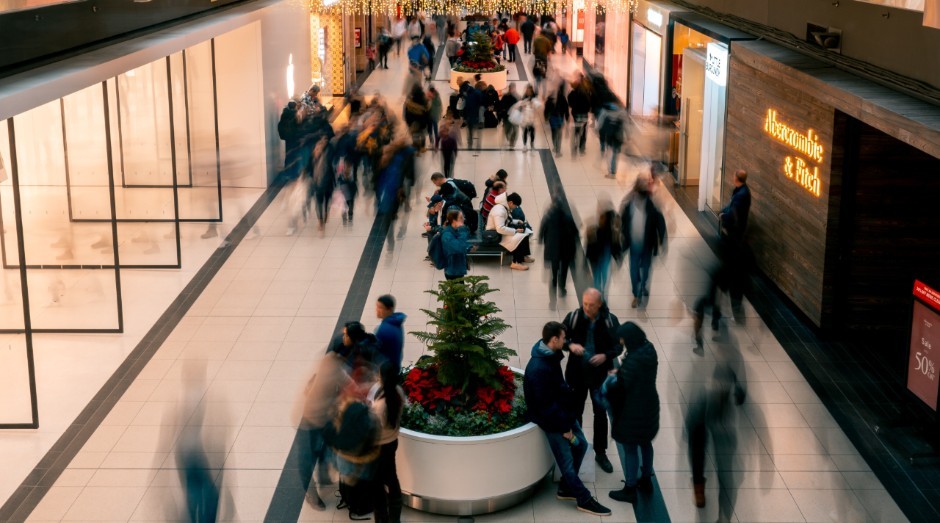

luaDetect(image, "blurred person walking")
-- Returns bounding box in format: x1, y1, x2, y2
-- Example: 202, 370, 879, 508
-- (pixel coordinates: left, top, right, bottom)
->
539, 197, 578, 305
567, 77, 591, 155
369, 362, 406, 523
597, 102, 625, 178
620, 173, 667, 309
498, 84, 519, 149
309, 135, 336, 233
585, 201, 621, 296
545, 82, 570, 156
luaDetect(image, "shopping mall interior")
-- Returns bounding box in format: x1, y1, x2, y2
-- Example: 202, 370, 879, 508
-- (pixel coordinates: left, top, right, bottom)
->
1, 0, 939, 522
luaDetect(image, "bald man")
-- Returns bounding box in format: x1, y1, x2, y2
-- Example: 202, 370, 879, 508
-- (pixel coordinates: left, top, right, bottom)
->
562, 288, 623, 474
718, 169, 751, 316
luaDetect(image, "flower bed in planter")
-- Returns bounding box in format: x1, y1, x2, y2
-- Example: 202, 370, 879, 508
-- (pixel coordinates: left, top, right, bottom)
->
397, 276, 554, 514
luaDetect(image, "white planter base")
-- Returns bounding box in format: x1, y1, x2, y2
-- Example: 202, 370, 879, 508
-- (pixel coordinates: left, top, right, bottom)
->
449, 67, 508, 92
398, 422, 554, 516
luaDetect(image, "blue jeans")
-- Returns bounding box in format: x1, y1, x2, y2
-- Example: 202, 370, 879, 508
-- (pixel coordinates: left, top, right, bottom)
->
427, 119, 439, 147
609, 144, 621, 175
543, 423, 592, 504
616, 440, 654, 487
297, 427, 329, 491
592, 250, 612, 296
628, 246, 652, 299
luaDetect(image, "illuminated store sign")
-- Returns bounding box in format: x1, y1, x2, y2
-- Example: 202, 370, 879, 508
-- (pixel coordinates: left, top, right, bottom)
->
764, 109, 824, 197
704, 43, 727, 86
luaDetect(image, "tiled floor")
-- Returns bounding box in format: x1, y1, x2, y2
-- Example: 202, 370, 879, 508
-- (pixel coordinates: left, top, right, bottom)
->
2, 40, 911, 523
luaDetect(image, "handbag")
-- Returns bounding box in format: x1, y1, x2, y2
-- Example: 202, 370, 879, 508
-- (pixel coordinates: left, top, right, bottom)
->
482, 230, 500, 244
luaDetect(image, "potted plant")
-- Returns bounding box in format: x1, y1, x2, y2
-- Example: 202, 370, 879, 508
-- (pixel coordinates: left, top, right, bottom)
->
449, 31, 509, 92
399, 276, 553, 516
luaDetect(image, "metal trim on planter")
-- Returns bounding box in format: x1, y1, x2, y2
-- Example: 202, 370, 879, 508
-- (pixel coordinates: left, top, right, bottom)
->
401, 468, 553, 516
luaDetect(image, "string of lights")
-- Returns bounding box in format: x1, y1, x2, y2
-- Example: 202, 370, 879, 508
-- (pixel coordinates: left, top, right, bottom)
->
308, 0, 638, 16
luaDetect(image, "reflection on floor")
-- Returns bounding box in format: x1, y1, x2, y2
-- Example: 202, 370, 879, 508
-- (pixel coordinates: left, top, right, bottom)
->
1, 40, 910, 523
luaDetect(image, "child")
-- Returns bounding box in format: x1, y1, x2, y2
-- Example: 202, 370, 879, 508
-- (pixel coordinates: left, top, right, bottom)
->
366, 43, 377, 71
559, 29, 570, 54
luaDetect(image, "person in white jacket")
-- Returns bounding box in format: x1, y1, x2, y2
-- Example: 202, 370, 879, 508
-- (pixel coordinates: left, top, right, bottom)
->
486, 192, 533, 270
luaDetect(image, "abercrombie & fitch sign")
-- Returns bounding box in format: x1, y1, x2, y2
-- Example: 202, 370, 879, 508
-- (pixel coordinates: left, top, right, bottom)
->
763, 109, 824, 197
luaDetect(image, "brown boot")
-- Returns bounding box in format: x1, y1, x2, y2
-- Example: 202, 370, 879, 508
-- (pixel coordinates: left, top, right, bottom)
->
693, 480, 706, 508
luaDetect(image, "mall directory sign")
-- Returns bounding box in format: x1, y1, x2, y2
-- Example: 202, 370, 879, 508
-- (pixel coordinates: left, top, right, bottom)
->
908, 280, 940, 411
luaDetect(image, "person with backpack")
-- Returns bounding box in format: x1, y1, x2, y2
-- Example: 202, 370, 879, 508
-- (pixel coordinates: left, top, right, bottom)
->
369, 360, 406, 523
561, 288, 623, 476
597, 102, 625, 178
377, 28, 391, 68
545, 83, 570, 156
438, 208, 472, 280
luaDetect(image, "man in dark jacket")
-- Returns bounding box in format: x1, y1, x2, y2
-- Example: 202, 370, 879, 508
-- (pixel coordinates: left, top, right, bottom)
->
524, 321, 612, 517
567, 79, 591, 155
462, 82, 484, 149
562, 288, 622, 474
374, 295, 406, 373
620, 173, 667, 308
520, 16, 536, 53
719, 169, 751, 316
604, 322, 660, 504
539, 197, 578, 304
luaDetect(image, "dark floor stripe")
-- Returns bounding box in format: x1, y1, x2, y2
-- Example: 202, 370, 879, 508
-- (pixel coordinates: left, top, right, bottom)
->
665, 181, 939, 523
264, 214, 392, 522
515, 52, 529, 83
539, 149, 671, 522
431, 41, 445, 80
0, 183, 285, 523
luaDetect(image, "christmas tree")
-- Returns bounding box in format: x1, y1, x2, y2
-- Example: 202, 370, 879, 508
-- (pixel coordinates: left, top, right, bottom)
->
466, 30, 495, 65
411, 275, 515, 392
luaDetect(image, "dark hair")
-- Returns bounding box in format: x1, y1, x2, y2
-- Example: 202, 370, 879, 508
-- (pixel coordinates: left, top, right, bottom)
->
445, 208, 463, 226
431, 172, 445, 181
439, 183, 455, 197
377, 294, 395, 310
380, 361, 402, 428
495, 169, 508, 180
542, 321, 566, 344
507, 193, 522, 206
492, 181, 506, 192
344, 321, 367, 342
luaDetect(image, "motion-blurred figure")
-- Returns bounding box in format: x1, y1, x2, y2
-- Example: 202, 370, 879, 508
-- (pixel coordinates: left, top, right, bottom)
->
684, 322, 754, 522
173, 361, 230, 522
539, 196, 579, 306
620, 172, 667, 309
718, 169, 751, 320
585, 199, 620, 297
300, 346, 351, 509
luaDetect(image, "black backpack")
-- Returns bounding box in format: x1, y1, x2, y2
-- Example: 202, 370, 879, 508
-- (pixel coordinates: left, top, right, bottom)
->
448, 179, 478, 199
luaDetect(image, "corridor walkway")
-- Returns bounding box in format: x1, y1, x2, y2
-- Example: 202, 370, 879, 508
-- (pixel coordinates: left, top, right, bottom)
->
1, 38, 908, 523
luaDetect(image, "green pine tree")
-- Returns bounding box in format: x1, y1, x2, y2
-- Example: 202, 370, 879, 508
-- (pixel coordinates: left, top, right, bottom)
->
467, 30, 495, 64
411, 276, 516, 392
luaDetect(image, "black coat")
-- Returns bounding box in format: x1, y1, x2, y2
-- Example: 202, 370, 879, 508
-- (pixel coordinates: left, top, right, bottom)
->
524, 341, 576, 433
620, 193, 666, 256
567, 88, 591, 117
562, 306, 622, 389
720, 184, 751, 242
538, 204, 578, 263
607, 341, 660, 444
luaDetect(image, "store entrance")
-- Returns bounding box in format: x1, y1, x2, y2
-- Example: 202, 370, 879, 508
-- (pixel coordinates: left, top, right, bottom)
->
677, 48, 704, 187
629, 21, 662, 117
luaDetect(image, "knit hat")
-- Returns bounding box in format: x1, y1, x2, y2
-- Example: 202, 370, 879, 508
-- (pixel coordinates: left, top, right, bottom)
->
617, 322, 647, 351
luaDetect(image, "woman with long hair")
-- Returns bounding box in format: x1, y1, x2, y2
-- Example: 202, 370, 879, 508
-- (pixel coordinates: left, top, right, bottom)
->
369, 361, 405, 523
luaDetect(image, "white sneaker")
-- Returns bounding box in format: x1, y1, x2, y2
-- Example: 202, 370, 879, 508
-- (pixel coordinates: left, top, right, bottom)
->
286, 227, 296, 236
510, 262, 529, 271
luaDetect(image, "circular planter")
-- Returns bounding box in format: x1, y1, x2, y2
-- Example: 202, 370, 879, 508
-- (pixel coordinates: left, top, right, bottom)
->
398, 421, 554, 515
449, 67, 508, 92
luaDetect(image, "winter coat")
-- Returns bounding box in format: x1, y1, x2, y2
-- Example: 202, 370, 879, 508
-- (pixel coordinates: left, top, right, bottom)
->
510, 97, 541, 127
567, 88, 591, 118
441, 225, 471, 278
539, 204, 578, 263
606, 341, 660, 444
486, 193, 528, 252
498, 92, 518, 122
620, 193, 667, 257
375, 312, 407, 372
309, 143, 335, 195
720, 184, 751, 242
463, 87, 484, 124
408, 43, 430, 68
302, 352, 352, 428
562, 306, 623, 389
585, 210, 622, 265
523, 341, 576, 434
429, 94, 443, 121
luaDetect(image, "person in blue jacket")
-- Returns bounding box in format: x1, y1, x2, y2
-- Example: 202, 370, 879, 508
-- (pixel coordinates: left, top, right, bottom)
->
440, 208, 472, 280
374, 295, 406, 373
524, 321, 612, 517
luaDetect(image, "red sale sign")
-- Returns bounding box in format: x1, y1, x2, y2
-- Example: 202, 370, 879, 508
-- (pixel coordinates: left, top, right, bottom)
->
908, 280, 940, 411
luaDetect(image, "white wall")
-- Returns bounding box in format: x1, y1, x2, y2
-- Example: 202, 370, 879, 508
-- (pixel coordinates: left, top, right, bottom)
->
260, 0, 313, 184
